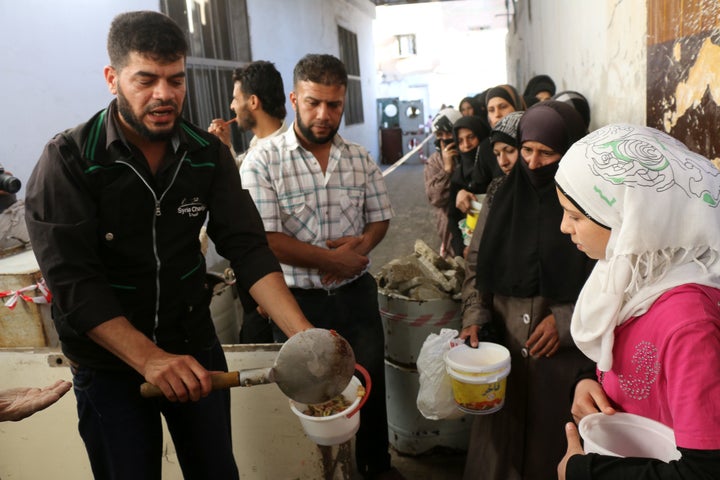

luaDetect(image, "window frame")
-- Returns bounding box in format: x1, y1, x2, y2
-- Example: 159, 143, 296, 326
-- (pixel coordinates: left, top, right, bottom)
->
337, 25, 364, 126
161, 0, 253, 152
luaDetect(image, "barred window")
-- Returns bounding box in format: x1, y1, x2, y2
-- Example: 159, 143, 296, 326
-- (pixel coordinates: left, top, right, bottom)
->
162, 0, 251, 62
162, 0, 253, 152
396, 34, 417, 57
338, 26, 364, 125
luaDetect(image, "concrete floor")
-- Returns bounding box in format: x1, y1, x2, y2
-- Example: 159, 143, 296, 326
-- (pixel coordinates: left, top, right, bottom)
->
368, 155, 468, 480
369, 156, 441, 277
389, 448, 466, 480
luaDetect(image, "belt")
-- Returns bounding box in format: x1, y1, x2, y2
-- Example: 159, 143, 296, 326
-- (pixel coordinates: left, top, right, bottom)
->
290, 286, 338, 296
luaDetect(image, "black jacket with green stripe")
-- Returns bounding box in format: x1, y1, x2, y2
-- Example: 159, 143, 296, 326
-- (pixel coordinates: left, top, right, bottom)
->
25, 100, 280, 370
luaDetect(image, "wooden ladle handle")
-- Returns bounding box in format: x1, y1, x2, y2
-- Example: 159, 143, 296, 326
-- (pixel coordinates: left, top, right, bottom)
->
140, 371, 241, 398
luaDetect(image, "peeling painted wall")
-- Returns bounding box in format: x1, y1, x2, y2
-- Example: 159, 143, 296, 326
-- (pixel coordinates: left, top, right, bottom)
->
646, 0, 720, 161
505, 0, 647, 131
506, 0, 720, 163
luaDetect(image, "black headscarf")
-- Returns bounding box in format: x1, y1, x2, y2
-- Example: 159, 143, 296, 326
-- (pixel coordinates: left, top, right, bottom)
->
452, 115, 490, 143
519, 101, 586, 155
459, 96, 484, 117
472, 90, 491, 131
450, 116, 491, 192
485, 85, 526, 112
551, 90, 591, 131
475, 101, 593, 301
523, 74, 556, 98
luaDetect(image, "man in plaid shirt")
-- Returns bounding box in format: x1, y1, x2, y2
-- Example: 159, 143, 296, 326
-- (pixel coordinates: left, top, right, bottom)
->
241, 54, 402, 480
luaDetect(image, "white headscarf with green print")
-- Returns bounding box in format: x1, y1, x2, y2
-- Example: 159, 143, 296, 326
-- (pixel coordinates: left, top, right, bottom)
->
555, 124, 720, 371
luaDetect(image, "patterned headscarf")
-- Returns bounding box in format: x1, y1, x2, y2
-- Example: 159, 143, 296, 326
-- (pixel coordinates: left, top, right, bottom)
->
556, 124, 720, 371
490, 111, 523, 148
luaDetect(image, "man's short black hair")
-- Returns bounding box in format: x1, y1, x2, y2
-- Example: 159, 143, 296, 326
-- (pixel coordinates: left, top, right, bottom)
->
107, 11, 188, 70
232, 61, 287, 120
293, 54, 347, 88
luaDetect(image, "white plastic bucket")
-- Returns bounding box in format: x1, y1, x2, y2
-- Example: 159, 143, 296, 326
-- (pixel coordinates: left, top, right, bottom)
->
444, 343, 511, 414
579, 412, 681, 462
289, 370, 369, 446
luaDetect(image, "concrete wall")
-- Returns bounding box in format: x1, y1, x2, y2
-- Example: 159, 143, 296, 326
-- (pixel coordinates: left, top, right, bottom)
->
506, 0, 647, 131
247, 0, 379, 161
0, 0, 152, 197
0, 0, 378, 198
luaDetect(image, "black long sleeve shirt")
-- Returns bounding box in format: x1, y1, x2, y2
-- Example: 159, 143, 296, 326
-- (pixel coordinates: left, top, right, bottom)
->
25, 101, 281, 369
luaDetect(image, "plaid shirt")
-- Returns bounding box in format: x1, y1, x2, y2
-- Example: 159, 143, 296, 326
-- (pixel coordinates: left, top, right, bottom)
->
240, 124, 393, 288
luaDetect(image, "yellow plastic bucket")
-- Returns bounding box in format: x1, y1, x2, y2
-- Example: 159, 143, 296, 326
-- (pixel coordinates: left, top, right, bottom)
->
464, 200, 482, 231
444, 342, 511, 414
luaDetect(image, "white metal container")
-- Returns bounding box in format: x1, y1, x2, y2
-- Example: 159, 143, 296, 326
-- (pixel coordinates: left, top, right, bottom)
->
378, 293, 461, 366
0, 249, 57, 347
0, 346, 335, 479
207, 271, 243, 344
385, 360, 470, 455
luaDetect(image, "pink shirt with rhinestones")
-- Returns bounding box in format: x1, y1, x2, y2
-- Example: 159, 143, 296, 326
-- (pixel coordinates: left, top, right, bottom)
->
599, 283, 720, 450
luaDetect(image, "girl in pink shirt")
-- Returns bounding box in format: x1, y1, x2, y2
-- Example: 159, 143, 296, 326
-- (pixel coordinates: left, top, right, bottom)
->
554, 124, 720, 479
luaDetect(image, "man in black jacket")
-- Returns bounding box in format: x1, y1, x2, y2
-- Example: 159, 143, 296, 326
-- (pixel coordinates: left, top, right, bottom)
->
24, 11, 312, 479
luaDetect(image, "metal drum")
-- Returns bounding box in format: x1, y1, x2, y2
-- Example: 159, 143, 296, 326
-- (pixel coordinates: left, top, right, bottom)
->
378, 293, 471, 455
385, 360, 470, 455
207, 270, 243, 344
378, 294, 461, 366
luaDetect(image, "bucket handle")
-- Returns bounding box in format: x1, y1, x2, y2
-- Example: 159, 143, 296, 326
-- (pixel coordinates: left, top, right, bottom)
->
346, 363, 371, 419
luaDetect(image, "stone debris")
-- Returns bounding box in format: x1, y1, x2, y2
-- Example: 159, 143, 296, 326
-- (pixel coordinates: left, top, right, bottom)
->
375, 239, 465, 301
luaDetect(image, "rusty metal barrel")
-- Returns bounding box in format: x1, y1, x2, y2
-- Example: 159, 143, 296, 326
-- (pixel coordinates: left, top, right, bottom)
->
378, 293, 470, 455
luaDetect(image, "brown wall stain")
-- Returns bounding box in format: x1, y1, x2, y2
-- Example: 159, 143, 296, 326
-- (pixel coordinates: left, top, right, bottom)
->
647, 0, 720, 161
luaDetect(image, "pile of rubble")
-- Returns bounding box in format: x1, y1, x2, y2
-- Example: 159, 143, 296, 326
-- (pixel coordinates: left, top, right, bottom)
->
375, 239, 465, 301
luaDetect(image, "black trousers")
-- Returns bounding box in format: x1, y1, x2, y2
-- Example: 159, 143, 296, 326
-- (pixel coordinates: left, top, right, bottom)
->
239, 308, 274, 343
71, 340, 238, 480
273, 273, 391, 476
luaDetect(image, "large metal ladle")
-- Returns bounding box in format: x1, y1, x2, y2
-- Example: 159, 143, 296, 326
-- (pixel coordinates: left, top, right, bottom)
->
140, 328, 356, 404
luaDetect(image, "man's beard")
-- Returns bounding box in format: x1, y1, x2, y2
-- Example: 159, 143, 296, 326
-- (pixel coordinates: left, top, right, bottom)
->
295, 110, 339, 145
237, 105, 256, 132
116, 87, 180, 142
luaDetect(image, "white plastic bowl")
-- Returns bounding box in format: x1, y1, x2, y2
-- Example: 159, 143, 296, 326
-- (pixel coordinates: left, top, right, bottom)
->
289, 376, 363, 446
578, 412, 681, 462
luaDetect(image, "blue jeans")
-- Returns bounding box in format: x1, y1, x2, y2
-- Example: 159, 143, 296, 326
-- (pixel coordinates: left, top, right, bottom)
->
71, 341, 239, 480
276, 273, 392, 476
